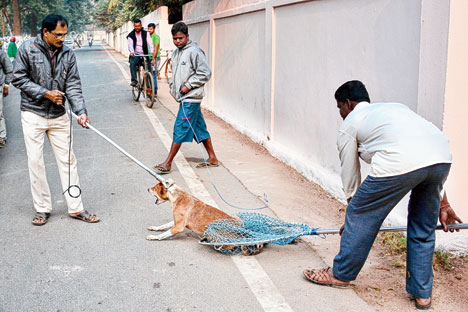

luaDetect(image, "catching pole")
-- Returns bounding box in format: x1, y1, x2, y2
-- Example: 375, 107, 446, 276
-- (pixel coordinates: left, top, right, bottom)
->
69, 111, 171, 186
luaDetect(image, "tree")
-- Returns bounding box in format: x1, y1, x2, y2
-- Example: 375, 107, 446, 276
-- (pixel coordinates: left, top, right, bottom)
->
11, 0, 21, 35
18, 0, 93, 36
0, 0, 12, 37
94, 0, 193, 31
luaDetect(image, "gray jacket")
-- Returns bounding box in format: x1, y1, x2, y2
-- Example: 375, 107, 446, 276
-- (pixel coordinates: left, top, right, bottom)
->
170, 40, 211, 103
12, 35, 87, 118
0, 49, 13, 85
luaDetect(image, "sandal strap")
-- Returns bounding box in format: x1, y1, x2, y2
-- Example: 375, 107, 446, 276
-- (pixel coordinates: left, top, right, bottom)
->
71, 210, 97, 221
34, 212, 50, 219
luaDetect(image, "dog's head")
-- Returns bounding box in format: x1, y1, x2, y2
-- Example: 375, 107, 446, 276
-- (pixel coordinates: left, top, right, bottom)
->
148, 182, 170, 205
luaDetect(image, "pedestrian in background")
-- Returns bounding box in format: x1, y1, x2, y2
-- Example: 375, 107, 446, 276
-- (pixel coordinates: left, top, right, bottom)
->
7, 37, 17, 65
154, 21, 218, 174
0, 47, 13, 148
12, 14, 100, 226
147, 22, 160, 96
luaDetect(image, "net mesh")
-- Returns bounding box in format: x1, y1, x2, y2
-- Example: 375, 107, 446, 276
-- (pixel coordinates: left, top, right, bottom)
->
201, 213, 317, 255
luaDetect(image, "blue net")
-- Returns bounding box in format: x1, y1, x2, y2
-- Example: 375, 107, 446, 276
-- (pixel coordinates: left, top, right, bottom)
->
200, 213, 317, 255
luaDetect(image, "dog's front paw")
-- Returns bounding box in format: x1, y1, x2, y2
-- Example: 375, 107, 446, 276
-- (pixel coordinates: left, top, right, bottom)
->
148, 226, 163, 231
146, 235, 163, 241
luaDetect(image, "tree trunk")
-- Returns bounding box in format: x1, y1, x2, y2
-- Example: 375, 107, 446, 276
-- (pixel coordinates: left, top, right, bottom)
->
11, 0, 21, 35
3, 8, 11, 34
1, 8, 6, 37
28, 12, 38, 36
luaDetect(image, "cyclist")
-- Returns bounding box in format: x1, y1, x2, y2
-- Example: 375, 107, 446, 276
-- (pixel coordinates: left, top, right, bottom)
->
147, 23, 160, 96
127, 18, 153, 87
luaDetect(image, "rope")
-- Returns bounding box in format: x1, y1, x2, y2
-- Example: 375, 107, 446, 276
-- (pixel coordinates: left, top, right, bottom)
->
62, 99, 81, 199
179, 96, 268, 210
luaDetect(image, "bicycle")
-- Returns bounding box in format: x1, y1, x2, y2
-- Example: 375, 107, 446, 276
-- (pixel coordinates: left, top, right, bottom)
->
157, 50, 172, 83
131, 54, 156, 108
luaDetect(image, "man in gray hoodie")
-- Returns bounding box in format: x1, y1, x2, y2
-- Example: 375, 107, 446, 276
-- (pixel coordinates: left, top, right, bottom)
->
154, 22, 218, 174
0, 48, 13, 148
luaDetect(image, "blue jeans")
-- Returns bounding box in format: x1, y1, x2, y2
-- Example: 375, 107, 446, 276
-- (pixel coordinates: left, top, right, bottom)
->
129, 56, 140, 83
152, 57, 160, 94
333, 163, 451, 298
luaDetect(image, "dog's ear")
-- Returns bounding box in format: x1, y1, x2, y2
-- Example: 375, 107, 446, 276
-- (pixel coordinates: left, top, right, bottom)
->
156, 182, 169, 199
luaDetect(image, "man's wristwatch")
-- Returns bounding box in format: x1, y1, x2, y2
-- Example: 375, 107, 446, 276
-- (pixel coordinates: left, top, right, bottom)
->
3, 83, 9, 89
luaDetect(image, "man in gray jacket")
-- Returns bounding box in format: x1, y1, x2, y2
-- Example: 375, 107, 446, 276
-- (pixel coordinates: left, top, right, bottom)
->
0, 48, 12, 147
12, 14, 99, 225
154, 22, 218, 174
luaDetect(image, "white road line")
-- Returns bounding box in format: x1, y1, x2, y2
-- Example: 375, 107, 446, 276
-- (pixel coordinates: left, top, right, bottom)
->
104, 47, 293, 312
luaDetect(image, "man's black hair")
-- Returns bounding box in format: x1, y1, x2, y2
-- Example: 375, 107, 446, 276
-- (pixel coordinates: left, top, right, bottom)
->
171, 21, 188, 35
42, 14, 68, 32
148, 23, 156, 28
334, 80, 370, 103
133, 18, 142, 24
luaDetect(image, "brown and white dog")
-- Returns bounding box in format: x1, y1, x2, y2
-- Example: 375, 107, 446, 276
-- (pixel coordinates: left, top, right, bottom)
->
146, 181, 237, 241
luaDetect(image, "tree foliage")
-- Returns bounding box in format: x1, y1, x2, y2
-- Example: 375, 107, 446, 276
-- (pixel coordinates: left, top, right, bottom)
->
1, 0, 94, 36
94, 0, 193, 31
0, 0, 192, 36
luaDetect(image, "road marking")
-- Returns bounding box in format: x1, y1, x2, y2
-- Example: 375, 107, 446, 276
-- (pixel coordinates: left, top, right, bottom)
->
49, 265, 83, 277
104, 47, 293, 312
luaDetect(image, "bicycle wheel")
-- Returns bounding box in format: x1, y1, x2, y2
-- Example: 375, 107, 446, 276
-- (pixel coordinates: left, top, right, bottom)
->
143, 72, 156, 108
132, 69, 142, 101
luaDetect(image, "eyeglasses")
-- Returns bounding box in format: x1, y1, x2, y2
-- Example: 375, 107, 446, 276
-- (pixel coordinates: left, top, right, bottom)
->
48, 32, 67, 39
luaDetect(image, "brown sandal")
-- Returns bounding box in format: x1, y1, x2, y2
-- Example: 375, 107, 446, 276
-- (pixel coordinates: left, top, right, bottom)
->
411, 296, 432, 310
32, 213, 50, 226
69, 210, 100, 223
303, 267, 350, 288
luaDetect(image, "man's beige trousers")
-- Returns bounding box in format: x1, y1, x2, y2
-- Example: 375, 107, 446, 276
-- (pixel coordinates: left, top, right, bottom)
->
0, 95, 6, 140
21, 111, 84, 214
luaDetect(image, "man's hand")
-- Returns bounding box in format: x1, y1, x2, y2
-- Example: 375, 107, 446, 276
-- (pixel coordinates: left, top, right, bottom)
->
152, 58, 155, 66
45, 90, 64, 105
3, 88, 8, 97
130, 53, 135, 57
77, 114, 90, 128
180, 85, 190, 95
439, 192, 463, 232
339, 224, 345, 236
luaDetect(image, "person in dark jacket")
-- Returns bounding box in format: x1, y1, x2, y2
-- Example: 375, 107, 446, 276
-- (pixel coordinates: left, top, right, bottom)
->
127, 18, 153, 87
12, 14, 99, 226
0, 48, 13, 147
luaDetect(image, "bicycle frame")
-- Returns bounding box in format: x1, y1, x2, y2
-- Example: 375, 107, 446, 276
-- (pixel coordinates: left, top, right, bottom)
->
132, 54, 156, 107
134, 54, 153, 74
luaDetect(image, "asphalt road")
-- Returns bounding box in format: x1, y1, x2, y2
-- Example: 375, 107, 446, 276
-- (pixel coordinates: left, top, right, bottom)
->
0, 44, 373, 312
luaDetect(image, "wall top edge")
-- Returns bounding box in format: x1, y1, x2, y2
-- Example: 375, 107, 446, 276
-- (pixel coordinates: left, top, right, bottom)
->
182, 0, 314, 24
183, 1, 266, 24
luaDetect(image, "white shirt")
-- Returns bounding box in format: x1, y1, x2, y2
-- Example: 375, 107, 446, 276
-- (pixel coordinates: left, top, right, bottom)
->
127, 31, 154, 56
337, 102, 452, 199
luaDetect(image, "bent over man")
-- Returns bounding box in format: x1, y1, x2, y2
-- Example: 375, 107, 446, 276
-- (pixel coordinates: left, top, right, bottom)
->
303, 80, 462, 310
12, 14, 99, 225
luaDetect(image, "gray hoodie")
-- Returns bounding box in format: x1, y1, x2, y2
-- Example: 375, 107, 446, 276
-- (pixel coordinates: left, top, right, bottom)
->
170, 40, 211, 103
0, 49, 13, 86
